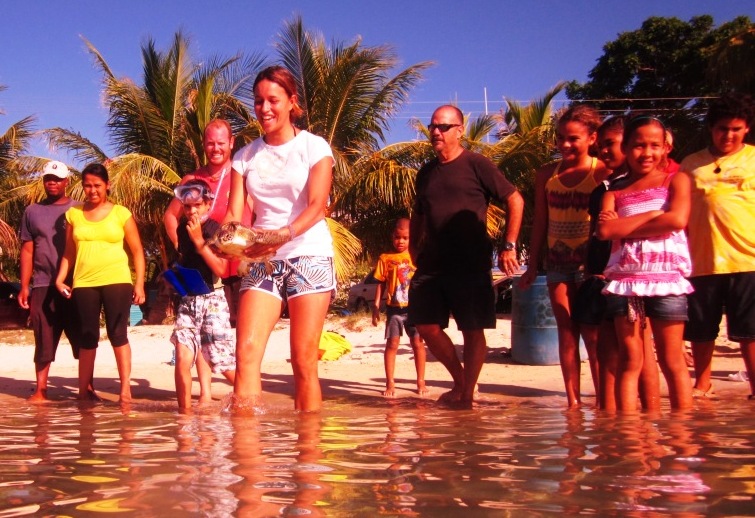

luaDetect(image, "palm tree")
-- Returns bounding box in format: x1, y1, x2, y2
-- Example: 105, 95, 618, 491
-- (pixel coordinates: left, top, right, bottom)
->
0, 87, 38, 277
42, 32, 265, 267
273, 16, 433, 270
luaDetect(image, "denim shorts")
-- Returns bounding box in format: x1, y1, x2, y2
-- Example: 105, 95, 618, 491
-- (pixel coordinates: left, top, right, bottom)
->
546, 269, 584, 285
604, 294, 688, 321
385, 306, 418, 339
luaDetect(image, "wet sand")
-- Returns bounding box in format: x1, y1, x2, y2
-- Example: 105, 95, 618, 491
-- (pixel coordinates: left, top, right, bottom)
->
0, 315, 749, 407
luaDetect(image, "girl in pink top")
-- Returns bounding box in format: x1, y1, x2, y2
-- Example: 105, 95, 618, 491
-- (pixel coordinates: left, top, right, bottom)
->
597, 115, 693, 412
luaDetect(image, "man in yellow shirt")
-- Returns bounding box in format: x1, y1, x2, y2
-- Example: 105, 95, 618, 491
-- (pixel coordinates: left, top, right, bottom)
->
680, 93, 755, 400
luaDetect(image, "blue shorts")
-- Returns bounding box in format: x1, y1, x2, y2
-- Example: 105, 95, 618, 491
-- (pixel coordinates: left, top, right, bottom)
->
684, 272, 755, 342
604, 294, 688, 321
240, 256, 335, 302
385, 306, 418, 340
408, 271, 496, 331
170, 289, 236, 374
546, 269, 584, 285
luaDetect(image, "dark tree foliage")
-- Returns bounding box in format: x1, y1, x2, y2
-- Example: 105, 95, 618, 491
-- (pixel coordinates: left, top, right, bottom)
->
567, 15, 754, 157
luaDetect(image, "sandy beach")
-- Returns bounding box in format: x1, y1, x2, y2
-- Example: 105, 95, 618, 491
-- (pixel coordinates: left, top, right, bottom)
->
0, 314, 750, 408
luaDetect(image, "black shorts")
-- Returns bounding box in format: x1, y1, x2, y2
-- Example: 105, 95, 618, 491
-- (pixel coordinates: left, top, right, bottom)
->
73, 283, 133, 349
408, 271, 496, 331
684, 272, 755, 342
571, 276, 608, 325
30, 286, 82, 363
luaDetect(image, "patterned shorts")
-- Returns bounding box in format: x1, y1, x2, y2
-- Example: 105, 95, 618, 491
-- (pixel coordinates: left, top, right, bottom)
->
240, 256, 336, 301
170, 290, 236, 373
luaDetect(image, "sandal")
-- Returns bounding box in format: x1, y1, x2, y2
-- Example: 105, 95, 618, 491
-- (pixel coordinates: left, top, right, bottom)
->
692, 385, 716, 399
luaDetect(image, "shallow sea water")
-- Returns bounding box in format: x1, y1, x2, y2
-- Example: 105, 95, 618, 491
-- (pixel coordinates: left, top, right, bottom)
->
0, 396, 753, 517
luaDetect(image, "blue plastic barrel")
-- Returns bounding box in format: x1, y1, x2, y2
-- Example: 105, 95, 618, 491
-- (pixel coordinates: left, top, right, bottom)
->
511, 274, 586, 365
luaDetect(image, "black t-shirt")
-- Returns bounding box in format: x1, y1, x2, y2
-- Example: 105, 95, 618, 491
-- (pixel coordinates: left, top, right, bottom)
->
177, 218, 220, 287
413, 149, 517, 273
584, 171, 631, 275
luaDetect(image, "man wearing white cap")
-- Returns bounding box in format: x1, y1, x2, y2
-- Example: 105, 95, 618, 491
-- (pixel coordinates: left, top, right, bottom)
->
18, 160, 89, 401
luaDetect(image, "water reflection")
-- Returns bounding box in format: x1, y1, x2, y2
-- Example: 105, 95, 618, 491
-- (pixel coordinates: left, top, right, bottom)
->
0, 398, 753, 516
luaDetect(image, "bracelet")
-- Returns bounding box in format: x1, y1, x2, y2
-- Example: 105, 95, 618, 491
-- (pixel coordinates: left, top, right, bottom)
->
287, 224, 297, 241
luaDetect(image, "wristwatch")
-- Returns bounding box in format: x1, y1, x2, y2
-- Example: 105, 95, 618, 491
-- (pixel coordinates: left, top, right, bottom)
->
503, 241, 516, 252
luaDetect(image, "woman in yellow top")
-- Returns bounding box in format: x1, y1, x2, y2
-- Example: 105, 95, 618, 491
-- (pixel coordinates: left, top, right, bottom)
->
55, 163, 145, 404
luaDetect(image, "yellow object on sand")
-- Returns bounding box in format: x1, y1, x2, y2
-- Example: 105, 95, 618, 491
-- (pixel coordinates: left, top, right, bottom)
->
318, 331, 352, 361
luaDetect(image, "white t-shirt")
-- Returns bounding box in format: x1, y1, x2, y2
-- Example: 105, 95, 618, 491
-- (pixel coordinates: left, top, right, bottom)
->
232, 130, 334, 259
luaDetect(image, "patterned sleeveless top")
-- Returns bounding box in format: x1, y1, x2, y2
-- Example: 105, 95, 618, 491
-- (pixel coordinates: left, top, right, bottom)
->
545, 157, 600, 273
603, 180, 693, 297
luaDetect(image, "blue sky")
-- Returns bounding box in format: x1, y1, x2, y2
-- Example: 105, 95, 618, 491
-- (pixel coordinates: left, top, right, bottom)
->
1, 0, 751, 163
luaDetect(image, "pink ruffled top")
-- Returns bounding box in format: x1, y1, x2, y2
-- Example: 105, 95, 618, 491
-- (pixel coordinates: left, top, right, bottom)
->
603, 185, 693, 297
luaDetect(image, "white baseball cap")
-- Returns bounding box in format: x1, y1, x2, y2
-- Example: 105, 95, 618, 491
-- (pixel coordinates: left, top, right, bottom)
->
42, 160, 70, 179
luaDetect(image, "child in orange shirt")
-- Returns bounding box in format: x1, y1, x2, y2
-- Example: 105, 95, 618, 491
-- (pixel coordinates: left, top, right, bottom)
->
372, 218, 427, 397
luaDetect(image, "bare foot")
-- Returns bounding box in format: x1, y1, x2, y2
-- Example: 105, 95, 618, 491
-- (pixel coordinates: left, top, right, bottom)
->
28, 389, 49, 403
417, 383, 429, 397
119, 390, 133, 405
438, 388, 462, 404
383, 386, 396, 398
198, 395, 213, 406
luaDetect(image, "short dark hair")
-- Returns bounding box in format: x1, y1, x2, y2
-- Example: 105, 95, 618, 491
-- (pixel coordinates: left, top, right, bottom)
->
705, 93, 755, 128
81, 163, 109, 183
597, 115, 625, 139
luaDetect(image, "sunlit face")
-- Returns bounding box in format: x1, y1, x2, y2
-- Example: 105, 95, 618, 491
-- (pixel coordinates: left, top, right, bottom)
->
428, 107, 464, 156
392, 224, 410, 253
710, 117, 750, 156
82, 173, 109, 205
556, 121, 596, 161
42, 174, 68, 199
254, 79, 296, 137
623, 123, 666, 176
182, 198, 211, 220
598, 129, 625, 171
203, 124, 234, 167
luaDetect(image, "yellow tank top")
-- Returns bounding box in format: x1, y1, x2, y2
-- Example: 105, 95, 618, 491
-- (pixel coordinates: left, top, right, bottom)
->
544, 157, 599, 273
66, 204, 134, 288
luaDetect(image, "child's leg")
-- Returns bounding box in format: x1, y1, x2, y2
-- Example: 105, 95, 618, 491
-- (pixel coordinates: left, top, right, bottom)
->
410, 334, 428, 395
741, 340, 755, 397
174, 343, 195, 411
383, 336, 400, 397
691, 340, 716, 393
639, 324, 661, 411
548, 280, 582, 408
614, 316, 645, 412
580, 323, 600, 401
195, 353, 213, 404
596, 320, 619, 412
650, 319, 693, 409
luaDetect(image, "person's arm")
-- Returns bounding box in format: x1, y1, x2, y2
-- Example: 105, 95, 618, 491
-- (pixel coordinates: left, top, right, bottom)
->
55, 225, 76, 299
18, 241, 34, 309
409, 208, 424, 266
163, 197, 184, 250
372, 282, 383, 327
621, 173, 691, 238
596, 192, 663, 240
187, 217, 228, 278
498, 190, 524, 275
518, 166, 551, 289
124, 216, 146, 305
223, 168, 250, 224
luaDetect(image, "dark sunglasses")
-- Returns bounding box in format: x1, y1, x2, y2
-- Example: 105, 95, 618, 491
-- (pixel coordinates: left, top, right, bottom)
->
428, 123, 461, 133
